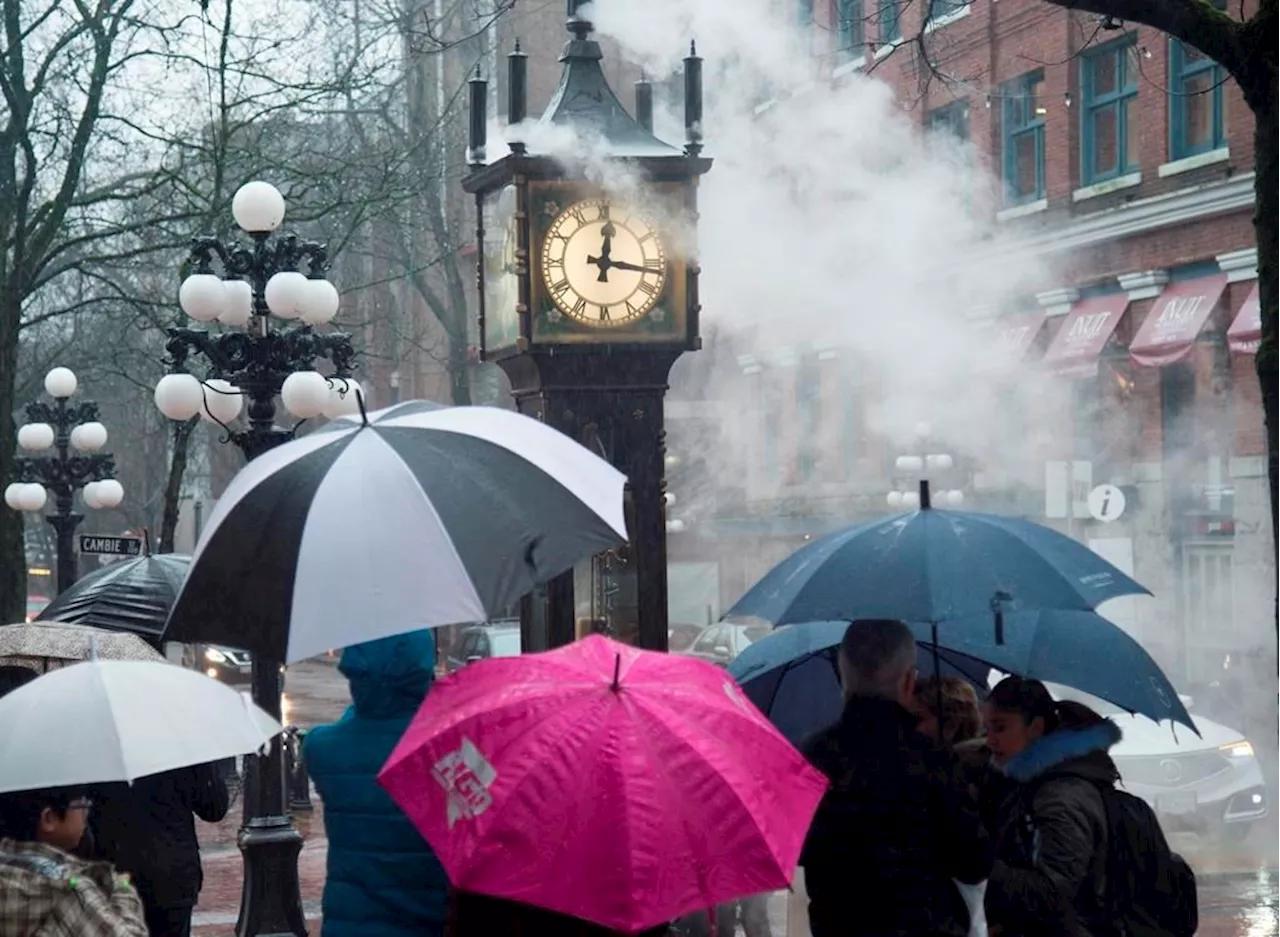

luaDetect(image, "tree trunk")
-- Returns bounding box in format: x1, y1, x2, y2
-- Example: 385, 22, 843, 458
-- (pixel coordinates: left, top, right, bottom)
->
0, 297, 23, 623
450, 342, 473, 405
157, 418, 199, 554
1249, 97, 1280, 727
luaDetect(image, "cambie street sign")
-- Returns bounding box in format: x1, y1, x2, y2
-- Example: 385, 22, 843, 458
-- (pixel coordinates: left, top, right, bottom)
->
78, 535, 143, 556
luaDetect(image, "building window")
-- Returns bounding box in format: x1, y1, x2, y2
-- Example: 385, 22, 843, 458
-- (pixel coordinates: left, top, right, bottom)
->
796, 357, 821, 482
1001, 71, 1045, 203
834, 0, 864, 59
797, 0, 814, 26
927, 0, 967, 23
878, 0, 901, 42
1081, 38, 1139, 183
928, 101, 969, 140
1169, 41, 1226, 158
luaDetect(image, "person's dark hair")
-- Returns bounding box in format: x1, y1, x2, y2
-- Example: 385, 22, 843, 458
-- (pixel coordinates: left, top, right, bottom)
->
838, 619, 917, 698
986, 676, 1059, 732
914, 676, 983, 744
1055, 699, 1105, 731
0, 787, 85, 842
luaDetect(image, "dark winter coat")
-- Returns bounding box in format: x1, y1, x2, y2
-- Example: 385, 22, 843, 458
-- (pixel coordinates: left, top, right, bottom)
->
985, 720, 1122, 937
88, 762, 230, 910
953, 736, 1014, 834
304, 630, 448, 937
799, 696, 992, 937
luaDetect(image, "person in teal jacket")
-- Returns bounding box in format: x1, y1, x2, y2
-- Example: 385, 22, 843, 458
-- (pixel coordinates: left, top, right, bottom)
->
304, 630, 448, 937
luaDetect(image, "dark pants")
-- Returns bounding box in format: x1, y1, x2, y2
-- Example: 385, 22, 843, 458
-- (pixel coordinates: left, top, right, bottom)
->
143, 903, 193, 937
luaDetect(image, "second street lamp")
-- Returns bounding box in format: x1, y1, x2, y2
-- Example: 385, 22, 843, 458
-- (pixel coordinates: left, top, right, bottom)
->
154, 180, 357, 937
5, 368, 121, 595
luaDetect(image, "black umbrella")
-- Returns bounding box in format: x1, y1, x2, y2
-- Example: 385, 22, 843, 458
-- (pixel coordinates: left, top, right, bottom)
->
37, 553, 190, 646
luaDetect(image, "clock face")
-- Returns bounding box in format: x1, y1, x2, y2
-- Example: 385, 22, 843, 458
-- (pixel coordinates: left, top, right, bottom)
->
541, 198, 667, 327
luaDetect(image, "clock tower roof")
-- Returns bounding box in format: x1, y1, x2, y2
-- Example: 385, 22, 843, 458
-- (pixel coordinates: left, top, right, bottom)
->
536, 0, 681, 158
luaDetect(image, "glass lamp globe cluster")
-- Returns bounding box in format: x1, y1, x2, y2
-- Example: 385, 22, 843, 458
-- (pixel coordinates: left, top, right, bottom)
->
4, 368, 124, 514
887, 422, 965, 509
152, 181, 361, 426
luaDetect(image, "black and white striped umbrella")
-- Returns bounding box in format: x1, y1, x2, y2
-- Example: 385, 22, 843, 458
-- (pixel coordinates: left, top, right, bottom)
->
163, 400, 627, 663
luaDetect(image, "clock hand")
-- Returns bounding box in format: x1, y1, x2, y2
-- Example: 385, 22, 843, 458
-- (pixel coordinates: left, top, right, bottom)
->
587, 223, 618, 282
607, 259, 649, 274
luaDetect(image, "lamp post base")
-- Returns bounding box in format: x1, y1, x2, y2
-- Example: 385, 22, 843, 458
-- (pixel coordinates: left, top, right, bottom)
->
235, 815, 308, 937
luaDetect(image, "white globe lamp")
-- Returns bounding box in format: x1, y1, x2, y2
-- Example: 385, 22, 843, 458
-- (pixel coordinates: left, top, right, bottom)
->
219, 280, 254, 327
94, 479, 124, 509
901, 490, 920, 509
926, 453, 954, 470
299, 279, 341, 325
895, 455, 924, 473
887, 491, 904, 508
154, 374, 204, 421
44, 367, 77, 399
17, 483, 47, 512
945, 489, 965, 507
179, 274, 227, 322
914, 421, 932, 440
323, 380, 362, 420
232, 181, 286, 233
201, 379, 243, 424
281, 371, 331, 419
82, 481, 103, 509
4, 484, 26, 510
17, 423, 54, 451
264, 272, 309, 319
70, 422, 108, 452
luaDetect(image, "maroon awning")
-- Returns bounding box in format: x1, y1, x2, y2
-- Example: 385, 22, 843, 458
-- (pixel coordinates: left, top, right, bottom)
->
1130, 274, 1228, 367
990, 312, 1046, 361
1042, 294, 1129, 379
1227, 283, 1261, 355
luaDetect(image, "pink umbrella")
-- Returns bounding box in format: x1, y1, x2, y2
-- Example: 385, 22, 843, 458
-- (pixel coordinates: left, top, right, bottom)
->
379, 634, 828, 934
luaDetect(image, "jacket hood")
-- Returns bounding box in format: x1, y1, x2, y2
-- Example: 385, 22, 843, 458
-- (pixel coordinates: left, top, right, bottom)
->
1002, 720, 1122, 784
339, 630, 436, 720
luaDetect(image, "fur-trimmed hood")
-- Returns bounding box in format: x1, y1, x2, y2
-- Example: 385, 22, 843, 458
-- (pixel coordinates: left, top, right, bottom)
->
1001, 720, 1122, 784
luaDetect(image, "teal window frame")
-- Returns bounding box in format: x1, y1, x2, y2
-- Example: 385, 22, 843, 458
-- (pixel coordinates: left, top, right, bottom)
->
928, 101, 969, 140
798, 0, 814, 26
1001, 71, 1045, 204
835, 0, 865, 59
1169, 40, 1226, 158
878, 0, 901, 42
1080, 37, 1139, 184
927, 0, 967, 23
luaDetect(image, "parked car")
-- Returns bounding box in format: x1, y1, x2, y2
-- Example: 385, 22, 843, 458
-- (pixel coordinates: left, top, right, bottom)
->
1050, 683, 1268, 842
679, 623, 771, 666
446, 622, 522, 672
668, 623, 705, 654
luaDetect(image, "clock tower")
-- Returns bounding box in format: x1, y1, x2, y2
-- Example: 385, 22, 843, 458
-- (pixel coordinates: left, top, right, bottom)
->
463, 0, 711, 652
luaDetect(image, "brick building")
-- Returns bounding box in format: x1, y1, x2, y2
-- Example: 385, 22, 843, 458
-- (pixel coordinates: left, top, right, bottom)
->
711, 0, 1269, 685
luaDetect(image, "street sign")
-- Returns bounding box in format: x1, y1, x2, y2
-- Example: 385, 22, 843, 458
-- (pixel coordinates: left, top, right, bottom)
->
1087, 484, 1126, 523
78, 535, 143, 556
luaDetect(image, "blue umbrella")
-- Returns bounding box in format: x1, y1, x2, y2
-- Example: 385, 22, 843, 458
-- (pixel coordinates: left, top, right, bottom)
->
728, 614, 1196, 743
724, 492, 1150, 635
728, 621, 995, 746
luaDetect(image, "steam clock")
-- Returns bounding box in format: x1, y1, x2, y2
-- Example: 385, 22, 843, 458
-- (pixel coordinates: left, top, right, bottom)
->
463, 0, 711, 652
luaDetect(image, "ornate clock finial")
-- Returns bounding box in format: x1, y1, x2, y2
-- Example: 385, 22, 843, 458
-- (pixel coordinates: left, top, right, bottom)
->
566, 0, 592, 39
683, 40, 704, 157
467, 65, 488, 167
508, 40, 528, 155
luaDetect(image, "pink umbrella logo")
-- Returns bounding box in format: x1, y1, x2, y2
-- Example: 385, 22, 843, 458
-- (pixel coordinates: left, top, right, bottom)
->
432, 738, 497, 829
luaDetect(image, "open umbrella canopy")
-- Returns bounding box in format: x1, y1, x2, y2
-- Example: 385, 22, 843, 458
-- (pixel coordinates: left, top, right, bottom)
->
728, 621, 994, 746
379, 635, 827, 934
36, 554, 189, 643
0, 621, 164, 673
725, 503, 1150, 627
0, 658, 281, 793
164, 400, 628, 663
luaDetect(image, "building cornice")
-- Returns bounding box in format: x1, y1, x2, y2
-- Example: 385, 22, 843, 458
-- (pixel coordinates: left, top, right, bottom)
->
1216, 247, 1259, 282
1036, 288, 1080, 316
1016, 173, 1255, 256
1117, 269, 1169, 301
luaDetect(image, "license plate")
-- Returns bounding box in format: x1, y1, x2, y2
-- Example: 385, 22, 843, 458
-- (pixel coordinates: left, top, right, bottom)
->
1157, 792, 1198, 816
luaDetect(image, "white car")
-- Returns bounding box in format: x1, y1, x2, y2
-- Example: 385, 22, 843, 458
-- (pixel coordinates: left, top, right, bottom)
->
680, 623, 771, 666
1050, 684, 1268, 841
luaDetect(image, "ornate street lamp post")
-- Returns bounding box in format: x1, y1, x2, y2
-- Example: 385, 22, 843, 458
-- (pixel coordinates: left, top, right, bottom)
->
5, 368, 122, 595
887, 421, 966, 509
153, 180, 357, 937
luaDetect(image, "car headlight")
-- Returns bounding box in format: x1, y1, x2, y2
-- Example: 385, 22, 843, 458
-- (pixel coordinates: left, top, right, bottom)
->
1219, 740, 1254, 759
204, 647, 228, 664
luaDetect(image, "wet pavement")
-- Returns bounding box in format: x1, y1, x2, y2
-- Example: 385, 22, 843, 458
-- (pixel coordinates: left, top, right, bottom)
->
194, 657, 1280, 936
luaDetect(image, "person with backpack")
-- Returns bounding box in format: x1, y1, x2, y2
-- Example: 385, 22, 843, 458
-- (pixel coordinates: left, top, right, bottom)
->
981, 677, 1196, 937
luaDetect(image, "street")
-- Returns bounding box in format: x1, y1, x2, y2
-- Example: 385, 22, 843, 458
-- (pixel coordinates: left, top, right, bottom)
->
192, 657, 1280, 936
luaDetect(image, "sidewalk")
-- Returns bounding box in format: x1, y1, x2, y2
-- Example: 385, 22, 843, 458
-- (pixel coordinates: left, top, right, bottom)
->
192, 797, 327, 936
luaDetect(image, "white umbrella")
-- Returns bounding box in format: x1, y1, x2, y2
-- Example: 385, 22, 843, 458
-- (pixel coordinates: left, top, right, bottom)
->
0, 659, 282, 794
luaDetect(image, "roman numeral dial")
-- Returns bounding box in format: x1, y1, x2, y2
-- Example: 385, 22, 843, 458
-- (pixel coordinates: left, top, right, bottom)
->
540, 197, 667, 327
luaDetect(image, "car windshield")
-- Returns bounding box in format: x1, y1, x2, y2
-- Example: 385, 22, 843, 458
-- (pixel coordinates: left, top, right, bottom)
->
743, 626, 772, 644
1046, 683, 1123, 716
491, 631, 521, 656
